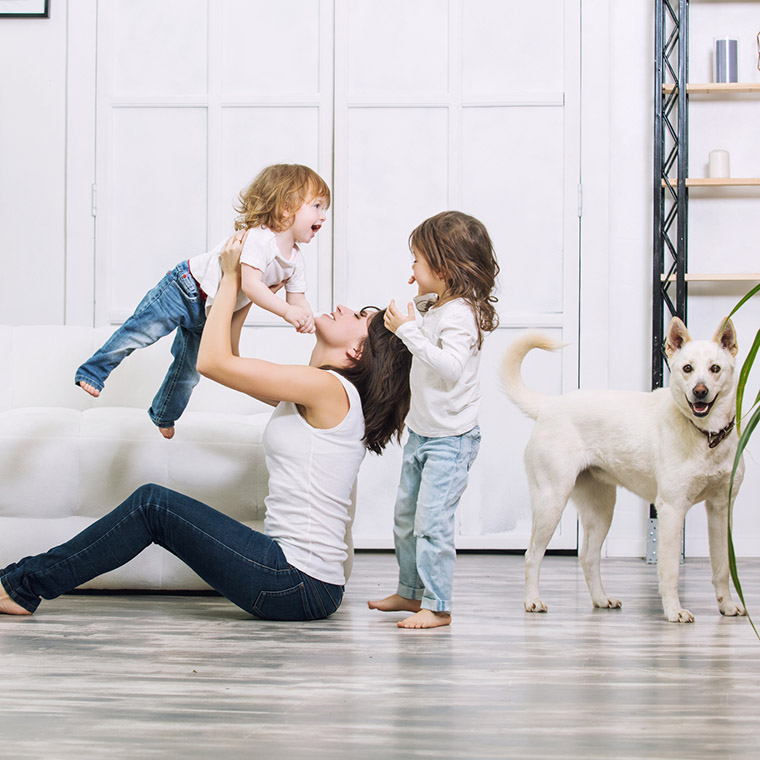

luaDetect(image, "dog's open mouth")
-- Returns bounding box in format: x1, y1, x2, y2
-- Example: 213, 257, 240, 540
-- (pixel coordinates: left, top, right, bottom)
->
688, 394, 718, 418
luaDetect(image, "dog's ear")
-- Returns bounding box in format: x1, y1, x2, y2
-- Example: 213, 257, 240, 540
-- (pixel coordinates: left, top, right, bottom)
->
713, 317, 738, 357
665, 317, 690, 358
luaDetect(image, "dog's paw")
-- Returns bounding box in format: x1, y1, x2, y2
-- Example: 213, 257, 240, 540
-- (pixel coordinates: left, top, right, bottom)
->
524, 598, 548, 613
592, 596, 622, 609
666, 607, 695, 623
718, 599, 746, 617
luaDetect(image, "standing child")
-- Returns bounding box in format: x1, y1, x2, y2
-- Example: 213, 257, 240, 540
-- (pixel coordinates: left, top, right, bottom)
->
368, 210, 499, 628
75, 163, 329, 438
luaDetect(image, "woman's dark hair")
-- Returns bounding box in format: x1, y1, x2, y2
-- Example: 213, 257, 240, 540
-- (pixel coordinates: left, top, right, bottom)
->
409, 210, 499, 347
326, 308, 412, 455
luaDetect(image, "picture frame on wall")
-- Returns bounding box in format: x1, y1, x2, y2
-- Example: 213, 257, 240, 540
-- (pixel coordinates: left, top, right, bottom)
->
0, 0, 49, 18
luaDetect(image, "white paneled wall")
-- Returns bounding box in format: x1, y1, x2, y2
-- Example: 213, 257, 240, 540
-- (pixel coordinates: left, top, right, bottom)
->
4, 2, 757, 554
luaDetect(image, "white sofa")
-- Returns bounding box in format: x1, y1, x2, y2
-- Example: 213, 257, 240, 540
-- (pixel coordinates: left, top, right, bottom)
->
0, 324, 277, 591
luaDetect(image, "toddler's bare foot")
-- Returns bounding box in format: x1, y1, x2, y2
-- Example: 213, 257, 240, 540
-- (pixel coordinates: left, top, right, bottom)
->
159, 427, 175, 440
0, 589, 32, 616
368, 594, 421, 613
78, 381, 100, 398
397, 610, 451, 629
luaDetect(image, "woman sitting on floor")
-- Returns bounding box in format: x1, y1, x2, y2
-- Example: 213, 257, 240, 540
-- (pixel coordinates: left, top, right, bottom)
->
0, 231, 412, 621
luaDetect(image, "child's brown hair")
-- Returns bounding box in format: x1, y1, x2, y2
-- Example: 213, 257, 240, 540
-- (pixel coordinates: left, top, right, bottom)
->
409, 211, 499, 347
234, 164, 331, 233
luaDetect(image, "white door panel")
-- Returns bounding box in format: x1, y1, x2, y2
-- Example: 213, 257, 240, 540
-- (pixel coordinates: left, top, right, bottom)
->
346, 1, 449, 99
219, 0, 322, 96
108, 107, 208, 319
462, 0, 566, 96
342, 107, 450, 309
110, 0, 208, 97
462, 106, 567, 316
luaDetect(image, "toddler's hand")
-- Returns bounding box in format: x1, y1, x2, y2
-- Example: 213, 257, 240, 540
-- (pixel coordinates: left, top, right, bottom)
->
285, 305, 315, 334
296, 313, 316, 334
384, 299, 415, 334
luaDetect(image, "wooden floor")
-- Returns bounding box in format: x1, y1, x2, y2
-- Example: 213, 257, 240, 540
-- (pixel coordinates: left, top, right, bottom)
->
1, 553, 759, 759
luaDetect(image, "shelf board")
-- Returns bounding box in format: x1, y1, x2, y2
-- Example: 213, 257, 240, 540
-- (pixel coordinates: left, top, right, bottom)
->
660, 273, 760, 283
662, 177, 760, 187
663, 82, 760, 95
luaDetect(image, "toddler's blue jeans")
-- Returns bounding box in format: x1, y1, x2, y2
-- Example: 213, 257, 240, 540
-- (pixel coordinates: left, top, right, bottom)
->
0, 484, 344, 621
393, 426, 481, 613
74, 261, 206, 428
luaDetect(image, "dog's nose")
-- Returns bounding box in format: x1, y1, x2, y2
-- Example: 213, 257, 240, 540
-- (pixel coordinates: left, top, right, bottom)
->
693, 383, 708, 400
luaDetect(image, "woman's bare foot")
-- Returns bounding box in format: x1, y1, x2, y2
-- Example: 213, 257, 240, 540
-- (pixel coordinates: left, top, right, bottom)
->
159, 427, 175, 440
78, 381, 100, 398
0, 588, 32, 616
368, 593, 421, 613
397, 609, 451, 629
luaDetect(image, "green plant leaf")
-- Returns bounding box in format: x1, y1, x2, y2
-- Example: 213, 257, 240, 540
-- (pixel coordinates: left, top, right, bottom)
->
724, 283, 760, 639
736, 328, 760, 435
727, 282, 760, 321
728, 404, 760, 639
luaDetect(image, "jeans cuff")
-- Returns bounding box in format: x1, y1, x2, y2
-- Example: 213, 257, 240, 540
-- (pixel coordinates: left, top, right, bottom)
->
421, 597, 451, 613
74, 373, 104, 392
397, 582, 424, 600
0, 574, 39, 614
148, 409, 175, 428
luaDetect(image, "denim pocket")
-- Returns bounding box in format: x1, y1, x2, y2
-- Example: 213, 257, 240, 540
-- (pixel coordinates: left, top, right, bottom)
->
252, 583, 309, 621
175, 267, 200, 300
466, 427, 481, 472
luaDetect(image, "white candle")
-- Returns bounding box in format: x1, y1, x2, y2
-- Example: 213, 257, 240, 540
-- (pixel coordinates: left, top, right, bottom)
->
708, 149, 730, 178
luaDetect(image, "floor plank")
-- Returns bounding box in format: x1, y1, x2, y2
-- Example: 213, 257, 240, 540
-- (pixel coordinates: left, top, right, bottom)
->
1, 553, 759, 759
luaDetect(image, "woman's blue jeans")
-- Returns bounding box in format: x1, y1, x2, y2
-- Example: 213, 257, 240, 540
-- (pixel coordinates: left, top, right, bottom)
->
393, 427, 481, 613
0, 484, 344, 621
74, 261, 206, 428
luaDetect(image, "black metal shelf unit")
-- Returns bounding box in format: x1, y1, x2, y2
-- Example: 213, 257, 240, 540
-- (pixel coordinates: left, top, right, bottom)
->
653, 0, 689, 376
650, 0, 689, 562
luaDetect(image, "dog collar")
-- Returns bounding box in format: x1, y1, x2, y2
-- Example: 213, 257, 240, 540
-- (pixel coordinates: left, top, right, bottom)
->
700, 417, 736, 449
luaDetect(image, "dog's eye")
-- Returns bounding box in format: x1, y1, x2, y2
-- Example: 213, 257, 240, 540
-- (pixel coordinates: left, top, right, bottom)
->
710, 364, 721, 374
683, 364, 693, 373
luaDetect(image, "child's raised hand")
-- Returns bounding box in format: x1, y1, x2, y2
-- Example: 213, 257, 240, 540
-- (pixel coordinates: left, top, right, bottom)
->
384, 299, 415, 334
284, 305, 315, 334
219, 229, 248, 277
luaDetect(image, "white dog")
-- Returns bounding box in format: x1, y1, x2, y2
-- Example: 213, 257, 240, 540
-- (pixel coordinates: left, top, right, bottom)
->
501, 317, 745, 623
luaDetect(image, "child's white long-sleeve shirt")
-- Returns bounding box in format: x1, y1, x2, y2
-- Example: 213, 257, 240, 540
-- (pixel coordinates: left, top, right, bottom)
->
395, 297, 481, 437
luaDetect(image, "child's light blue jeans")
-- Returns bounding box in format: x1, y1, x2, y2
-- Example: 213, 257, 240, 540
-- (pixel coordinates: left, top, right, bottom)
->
393, 426, 481, 613
74, 260, 206, 428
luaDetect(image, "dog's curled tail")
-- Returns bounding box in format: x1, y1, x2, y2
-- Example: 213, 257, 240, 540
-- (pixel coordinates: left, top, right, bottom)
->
500, 331, 567, 420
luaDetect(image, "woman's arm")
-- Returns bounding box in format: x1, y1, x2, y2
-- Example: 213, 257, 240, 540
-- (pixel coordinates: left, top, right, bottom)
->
197, 233, 349, 427
230, 303, 252, 357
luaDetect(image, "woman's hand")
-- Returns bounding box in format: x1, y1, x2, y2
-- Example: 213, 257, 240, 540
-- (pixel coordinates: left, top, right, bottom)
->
384, 299, 415, 334
219, 229, 248, 279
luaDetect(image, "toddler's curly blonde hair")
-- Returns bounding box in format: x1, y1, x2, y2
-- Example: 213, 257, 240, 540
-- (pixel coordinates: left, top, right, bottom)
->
234, 164, 331, 232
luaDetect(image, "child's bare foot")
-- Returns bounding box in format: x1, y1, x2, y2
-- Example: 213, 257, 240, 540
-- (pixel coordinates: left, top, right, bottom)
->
368, 593, 421, 613
0, 588, 32, 616
159, 427, 175, 440
78, 381, 100, 398
397, 609, 451, 629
